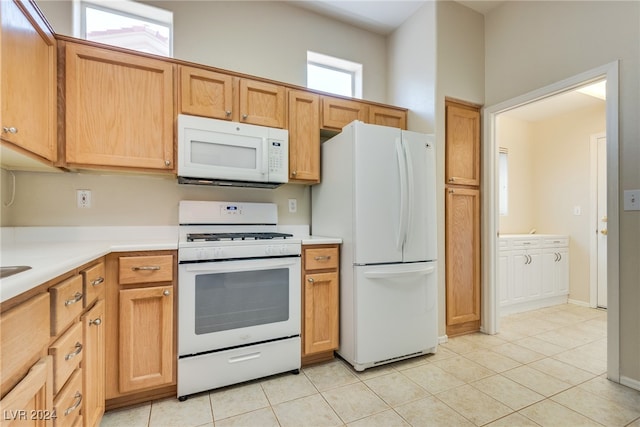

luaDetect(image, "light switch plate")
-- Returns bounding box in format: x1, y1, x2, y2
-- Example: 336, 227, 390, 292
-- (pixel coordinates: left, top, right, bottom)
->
623, 189, 640, 211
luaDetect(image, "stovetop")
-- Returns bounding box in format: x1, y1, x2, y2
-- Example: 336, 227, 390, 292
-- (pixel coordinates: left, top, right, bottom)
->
187, 232, 294, 242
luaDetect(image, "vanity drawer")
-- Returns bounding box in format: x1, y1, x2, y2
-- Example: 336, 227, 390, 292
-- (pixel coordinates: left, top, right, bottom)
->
304, 247, 339, 271
119, 255, 174, 285
49, 321, 83, 395
50, 275, 84, 336
81, 261, 105, 308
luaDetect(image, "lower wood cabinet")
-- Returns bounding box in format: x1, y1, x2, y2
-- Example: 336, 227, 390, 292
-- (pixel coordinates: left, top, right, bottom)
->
301, 245, 339, 366
118, 286, 173, 393
105, 251, 177, 409
81, 300, 105, 427
445, 187, 481, 337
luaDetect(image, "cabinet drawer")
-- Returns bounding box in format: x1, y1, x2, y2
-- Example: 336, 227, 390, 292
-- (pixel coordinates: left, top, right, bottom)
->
81, 261, 105, 308
510, 239, 540, 249
542, 237, 569, 247
50, 275, 84, 336
53, 368, 82, 427
119, 255, 173, 285
49, 321, 83, 395
0, 293, 50, 395
304, 247, 339, 271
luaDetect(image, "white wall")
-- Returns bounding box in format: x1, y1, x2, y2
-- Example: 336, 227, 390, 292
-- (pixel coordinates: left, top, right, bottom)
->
497, 115, 536, 234
485, 0, 640, 385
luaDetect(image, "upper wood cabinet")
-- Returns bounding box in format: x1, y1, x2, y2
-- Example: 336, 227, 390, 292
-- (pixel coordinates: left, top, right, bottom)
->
239, 79, 286, 128
0, 0, 57, 163
445, 100, 481, 186
321, 96, 368, 131
287, 90, 320, 183
64, 42, 175, 172
179, 65, 234, 120
369, 105, 407, 130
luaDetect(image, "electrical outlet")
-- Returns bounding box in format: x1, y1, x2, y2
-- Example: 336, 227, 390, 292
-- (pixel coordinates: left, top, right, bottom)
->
288, 198, 297, 213
77, 189, 91, 208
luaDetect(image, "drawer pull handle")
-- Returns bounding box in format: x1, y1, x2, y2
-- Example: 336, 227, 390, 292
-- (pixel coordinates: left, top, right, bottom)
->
91, 277, 104, 286
314, 256, 331, 261
132, 266, 161, 271
64, 292, 83, 306
89, 317, 102, 327
65, 342, 83, 360
64, 392, 83, 416
2, 126, 18, 134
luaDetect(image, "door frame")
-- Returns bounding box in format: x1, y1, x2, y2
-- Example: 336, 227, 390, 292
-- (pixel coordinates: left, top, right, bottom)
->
590, 132, 607, 308
482, 61, 620, 382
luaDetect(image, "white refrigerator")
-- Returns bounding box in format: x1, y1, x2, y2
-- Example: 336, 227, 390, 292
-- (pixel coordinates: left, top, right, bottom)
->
312, 120, 438, 371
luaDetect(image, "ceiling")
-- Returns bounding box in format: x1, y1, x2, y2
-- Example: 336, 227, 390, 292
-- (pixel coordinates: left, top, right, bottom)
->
288, 1, 504, 35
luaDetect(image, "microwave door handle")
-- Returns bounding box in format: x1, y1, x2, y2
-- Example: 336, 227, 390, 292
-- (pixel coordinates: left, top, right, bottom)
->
261, 138, 269, 176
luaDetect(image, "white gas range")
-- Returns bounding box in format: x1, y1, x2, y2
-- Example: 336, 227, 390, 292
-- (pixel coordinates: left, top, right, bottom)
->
177, 201, 302, 400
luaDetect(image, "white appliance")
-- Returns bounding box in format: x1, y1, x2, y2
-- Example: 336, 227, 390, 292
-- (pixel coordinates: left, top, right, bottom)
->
177, 114, 289, 188
312, 121, 438, 371
177, 201, 301, 400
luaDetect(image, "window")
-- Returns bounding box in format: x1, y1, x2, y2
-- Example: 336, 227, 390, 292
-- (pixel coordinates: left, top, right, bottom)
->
77, 0, 173, 57
499, 148, 509, 216
307, 51, 362, 98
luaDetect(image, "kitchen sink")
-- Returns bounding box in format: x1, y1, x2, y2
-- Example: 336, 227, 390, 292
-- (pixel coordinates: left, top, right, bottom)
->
0, 266, 32, 279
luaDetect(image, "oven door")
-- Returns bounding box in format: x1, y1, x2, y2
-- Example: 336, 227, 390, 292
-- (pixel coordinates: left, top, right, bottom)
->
178, 256, 301, 356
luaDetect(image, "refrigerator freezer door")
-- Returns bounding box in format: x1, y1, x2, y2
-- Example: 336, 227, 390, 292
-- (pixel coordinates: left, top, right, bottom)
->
402, 132, 437, 262
353, 123, 404, 265
347, 262, 438, 370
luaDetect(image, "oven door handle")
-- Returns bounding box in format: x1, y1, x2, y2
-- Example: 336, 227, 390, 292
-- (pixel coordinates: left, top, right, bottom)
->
181, 259, 299, 273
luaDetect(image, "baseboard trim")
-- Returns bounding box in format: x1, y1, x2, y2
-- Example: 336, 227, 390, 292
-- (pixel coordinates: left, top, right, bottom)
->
438, 335, 448, 344
620, 375, 640, 392
568, 299, 591, 308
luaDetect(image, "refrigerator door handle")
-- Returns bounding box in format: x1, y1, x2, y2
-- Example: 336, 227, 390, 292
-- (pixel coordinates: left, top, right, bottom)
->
395, 138, 409, 251
364, 266, 435, 279
402, 137, 414, 242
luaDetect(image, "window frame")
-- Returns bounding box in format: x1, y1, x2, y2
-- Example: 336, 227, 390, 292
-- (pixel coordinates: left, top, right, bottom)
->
307, 51, 363, 99
75, 0, 173, 57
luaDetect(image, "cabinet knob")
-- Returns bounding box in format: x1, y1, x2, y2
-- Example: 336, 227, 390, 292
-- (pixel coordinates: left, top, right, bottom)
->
292, 171, 297, 176
448, 178, 455, 183
308, 277, 314, 283
165, 160, 171, 167
90, 317, 102, 326
2, 126, 18, 134
242, 114, 248, 120
163, 289, 171, 296
225, 111, 232, 117
600, 228, 608, 235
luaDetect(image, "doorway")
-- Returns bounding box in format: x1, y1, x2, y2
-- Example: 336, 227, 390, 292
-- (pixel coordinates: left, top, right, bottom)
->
482, 61, 620, 381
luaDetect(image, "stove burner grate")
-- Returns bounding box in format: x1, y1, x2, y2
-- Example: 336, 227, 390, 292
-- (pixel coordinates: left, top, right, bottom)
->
186, 232, 294, 242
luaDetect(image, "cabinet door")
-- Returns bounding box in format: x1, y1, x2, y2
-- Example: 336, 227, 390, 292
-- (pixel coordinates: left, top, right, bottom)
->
303, 272, 339, 355
65, 42, 174, 171
288, 90, 320, 182
498, 250, 511, 306
527, 252, 542, 298
0, 356, 53, 427
511, 252, 528, 303
179, 66, 234, 120
445, 100, 480, 186
119, 286, 173, 393
81, 300, 105, 427
541, 249, 557, 297
369, 105, 407, 129
556, 248, 569, 294
445, 187, 481, 335
238, 79, 285, 128
321, 96, 368, 131
1, 0, 57, 162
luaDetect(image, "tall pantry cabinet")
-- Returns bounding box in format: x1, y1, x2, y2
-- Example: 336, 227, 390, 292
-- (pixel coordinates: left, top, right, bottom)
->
445, 99, 482, 337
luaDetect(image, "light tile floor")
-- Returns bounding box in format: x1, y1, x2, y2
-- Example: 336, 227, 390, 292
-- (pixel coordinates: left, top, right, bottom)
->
101, 304, 640, 426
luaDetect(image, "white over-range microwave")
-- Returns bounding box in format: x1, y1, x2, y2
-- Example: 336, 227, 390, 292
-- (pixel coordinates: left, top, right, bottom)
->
177, 114, 289, 188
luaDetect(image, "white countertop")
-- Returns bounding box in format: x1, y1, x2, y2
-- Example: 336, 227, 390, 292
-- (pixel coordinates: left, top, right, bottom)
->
0, 226, 342, 304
